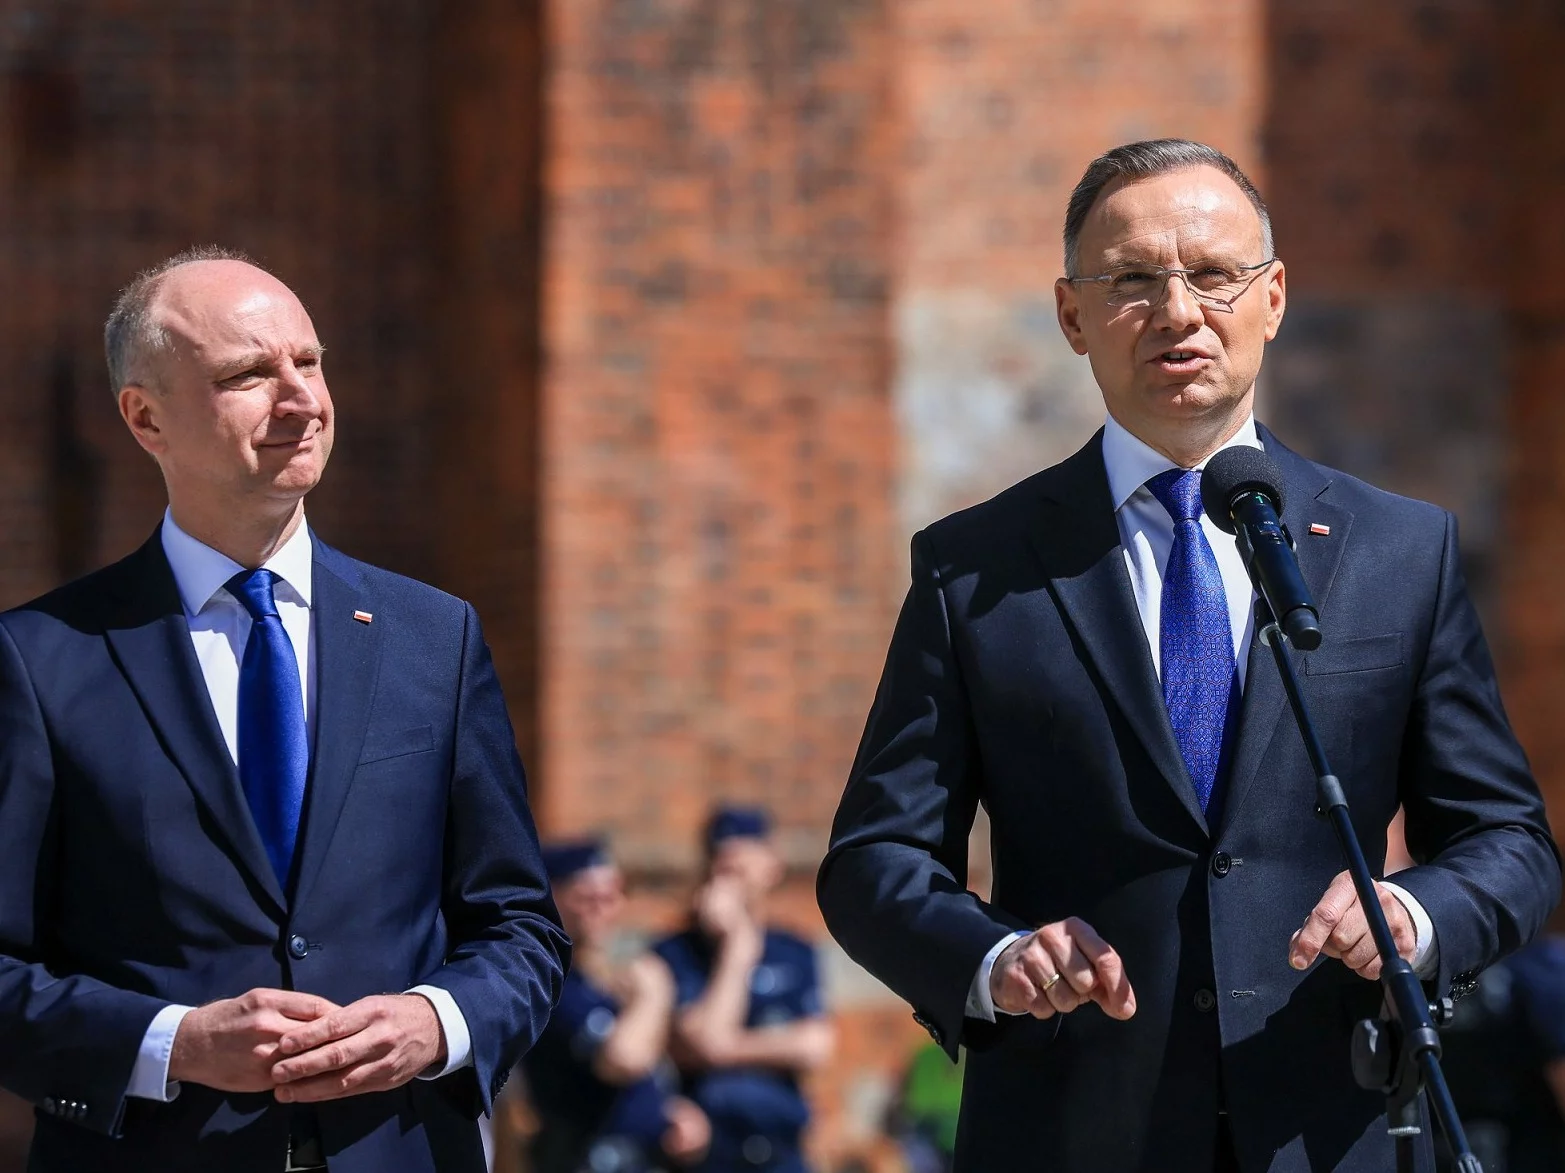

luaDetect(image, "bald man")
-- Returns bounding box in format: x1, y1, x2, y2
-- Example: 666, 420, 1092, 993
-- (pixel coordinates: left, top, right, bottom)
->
0, 247, 569, 1173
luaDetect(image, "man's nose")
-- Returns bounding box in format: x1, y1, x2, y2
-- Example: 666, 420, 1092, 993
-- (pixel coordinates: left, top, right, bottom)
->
275, 363, 323, 416
1152, 272, 1204, 331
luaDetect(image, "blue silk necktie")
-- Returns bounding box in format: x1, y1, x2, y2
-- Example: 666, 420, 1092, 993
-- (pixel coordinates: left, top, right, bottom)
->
1146, 469, 1236, 812
227, 569, 308, 887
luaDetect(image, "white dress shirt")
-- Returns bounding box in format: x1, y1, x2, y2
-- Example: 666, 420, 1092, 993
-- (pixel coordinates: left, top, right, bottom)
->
965, 416, 1437, 1020
127, 509, 473, 1100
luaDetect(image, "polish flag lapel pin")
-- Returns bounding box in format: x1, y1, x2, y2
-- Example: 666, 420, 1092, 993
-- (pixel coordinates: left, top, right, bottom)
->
1308, 523, 1331, 536
352, 610, 374, 624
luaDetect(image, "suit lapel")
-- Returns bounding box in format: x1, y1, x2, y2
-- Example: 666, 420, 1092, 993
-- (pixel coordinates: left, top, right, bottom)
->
1218, 427, 1353, 833
102, 534, 286, 914
290, 540, 384, 910
1032, 434, 1207, 835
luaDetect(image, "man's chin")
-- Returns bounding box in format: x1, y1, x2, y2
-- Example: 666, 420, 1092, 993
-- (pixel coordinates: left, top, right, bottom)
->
263, 464, 327, 499
1141, 380, 1245, 417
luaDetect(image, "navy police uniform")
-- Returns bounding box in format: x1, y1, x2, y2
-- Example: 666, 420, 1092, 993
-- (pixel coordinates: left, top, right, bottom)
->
525, 838, 682, 1173
654, 927, 819, 1173
1438, 937, 1565, 1173
522, 967, 680, 1173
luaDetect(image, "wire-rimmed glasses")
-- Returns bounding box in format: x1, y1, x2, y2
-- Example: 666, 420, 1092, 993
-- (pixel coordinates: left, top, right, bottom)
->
1067, 258, 1277, 311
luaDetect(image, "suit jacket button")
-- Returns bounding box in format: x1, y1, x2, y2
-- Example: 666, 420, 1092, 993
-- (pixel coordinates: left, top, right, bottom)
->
287, 934, 309, 960
1211, 852, 1232, 878
42, 1097, 57, 1115
1194, 988, 1217, 1013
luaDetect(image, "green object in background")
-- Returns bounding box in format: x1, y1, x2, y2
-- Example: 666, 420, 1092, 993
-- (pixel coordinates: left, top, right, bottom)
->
901, 1044, 966, 1154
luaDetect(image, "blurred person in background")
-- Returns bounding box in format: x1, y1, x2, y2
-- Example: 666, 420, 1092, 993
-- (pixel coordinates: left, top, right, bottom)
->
817, 140, 1559, 1172
523, 839, 710, 1173
1385, 811, 1565, 1171
656, 807, 835, 1173
1435, 937, 1565, 1173
0, 248, 568, 1173
884, 1044, 962, 1173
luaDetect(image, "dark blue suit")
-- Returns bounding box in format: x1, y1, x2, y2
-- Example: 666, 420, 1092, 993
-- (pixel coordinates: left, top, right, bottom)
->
817, 427, 1560, 1173
0, 529, 569, 1172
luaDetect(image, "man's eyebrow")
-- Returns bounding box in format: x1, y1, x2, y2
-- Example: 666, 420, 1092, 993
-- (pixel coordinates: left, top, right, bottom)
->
214, 344, 325, 374
214, 350, 270, 374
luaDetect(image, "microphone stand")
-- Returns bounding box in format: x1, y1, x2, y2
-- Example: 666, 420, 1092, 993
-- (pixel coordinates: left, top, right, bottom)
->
1254, 599, 1482, 1173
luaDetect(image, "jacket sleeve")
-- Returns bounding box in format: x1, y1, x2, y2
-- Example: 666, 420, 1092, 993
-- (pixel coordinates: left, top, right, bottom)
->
816, 531, 1025, 1058
417, 603, 570, 1114
0, 620, 169, 1137
1385, 511, 1562, 993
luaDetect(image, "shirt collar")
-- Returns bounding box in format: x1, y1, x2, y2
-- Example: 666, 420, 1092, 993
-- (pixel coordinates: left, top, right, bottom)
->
1101, 413, 1263, 513
160, 508, 315, 617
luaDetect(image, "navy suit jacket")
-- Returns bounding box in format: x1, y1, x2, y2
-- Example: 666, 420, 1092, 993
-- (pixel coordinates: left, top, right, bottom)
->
818, 427, 1560, 1173
0, 528, 569, 1173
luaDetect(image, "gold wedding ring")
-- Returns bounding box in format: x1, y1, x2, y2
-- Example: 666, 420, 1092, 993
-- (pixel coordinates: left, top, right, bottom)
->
1041, 971, 1062, 991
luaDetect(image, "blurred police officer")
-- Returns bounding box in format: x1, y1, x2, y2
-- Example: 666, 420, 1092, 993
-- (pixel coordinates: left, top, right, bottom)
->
655, 808, 834, 1173
524, 840, 710, 1173
1437, 936, 1565, 1173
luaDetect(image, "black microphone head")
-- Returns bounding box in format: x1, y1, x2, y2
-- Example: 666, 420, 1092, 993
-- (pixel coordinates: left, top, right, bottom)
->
1200, 447, 1286, 534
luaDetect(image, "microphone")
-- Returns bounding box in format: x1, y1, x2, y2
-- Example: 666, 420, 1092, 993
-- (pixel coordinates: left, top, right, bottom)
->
1200, 447, 1322, 651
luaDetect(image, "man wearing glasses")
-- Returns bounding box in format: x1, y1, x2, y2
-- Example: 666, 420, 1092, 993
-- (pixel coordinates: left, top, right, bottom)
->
819, 139, 1558, 1172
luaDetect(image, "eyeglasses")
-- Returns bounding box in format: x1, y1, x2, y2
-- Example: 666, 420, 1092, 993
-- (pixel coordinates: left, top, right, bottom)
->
1067, 258, 1277, 310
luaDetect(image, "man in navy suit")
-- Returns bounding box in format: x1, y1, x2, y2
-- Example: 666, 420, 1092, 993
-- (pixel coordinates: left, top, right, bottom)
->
0, 247, 569, 1172
817, 140, 1561, 1172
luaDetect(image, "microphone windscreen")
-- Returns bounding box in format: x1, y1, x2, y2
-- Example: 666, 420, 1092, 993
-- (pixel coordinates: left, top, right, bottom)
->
1200, 447, 1286, 534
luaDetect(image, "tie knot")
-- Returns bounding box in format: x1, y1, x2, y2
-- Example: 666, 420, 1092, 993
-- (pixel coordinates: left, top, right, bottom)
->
226, 568, 282, 621
1146, 468, 1204, 524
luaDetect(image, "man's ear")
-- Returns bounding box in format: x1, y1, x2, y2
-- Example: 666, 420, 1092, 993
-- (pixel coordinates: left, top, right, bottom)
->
1056, 278, 1090, 356
1263, 261, 1287, 342
118, 384, 167, 457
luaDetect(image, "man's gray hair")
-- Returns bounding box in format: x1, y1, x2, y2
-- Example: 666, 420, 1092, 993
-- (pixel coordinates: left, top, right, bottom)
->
1063, 139, 1273, 277
104, 245, 264, 396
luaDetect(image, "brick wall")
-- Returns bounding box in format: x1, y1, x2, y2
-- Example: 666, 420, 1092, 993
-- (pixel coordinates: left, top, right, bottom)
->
537, 1, 899, 883
1499, 1, 1565, 859
1262, 0, 1511, 619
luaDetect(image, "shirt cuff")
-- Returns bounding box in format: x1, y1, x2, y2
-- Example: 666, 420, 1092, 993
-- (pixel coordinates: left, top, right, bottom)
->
1381, 881, 1440, 980
407, 984, 474, 1078
965, 931, 1030, 1022
126, 1004, 194, 1102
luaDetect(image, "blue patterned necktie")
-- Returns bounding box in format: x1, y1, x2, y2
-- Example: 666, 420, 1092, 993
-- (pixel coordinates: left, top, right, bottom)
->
1146, 469, 1236, 812
227, 569, 309, 887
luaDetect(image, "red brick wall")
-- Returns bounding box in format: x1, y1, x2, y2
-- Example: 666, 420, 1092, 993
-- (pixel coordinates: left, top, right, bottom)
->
1265, 1, 1506, 293
537, 0, 900, 874
432, 0, 548, 767
1261, 2, 1512, 613
1500, 1, 1565, 859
